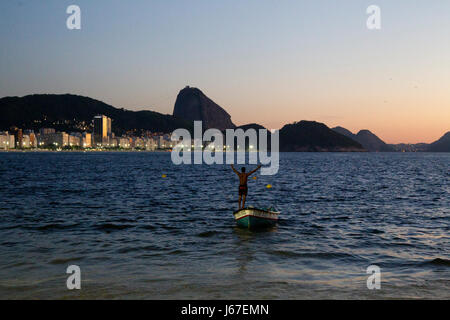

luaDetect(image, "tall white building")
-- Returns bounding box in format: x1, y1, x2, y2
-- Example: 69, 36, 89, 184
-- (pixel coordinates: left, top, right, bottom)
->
22, 135, 31, 148
132, 137, 145, 149
0, 132, 13, 149
144, 137, 158, 151
37, 132, 69, 147
82, 132, 92, 148
118, 137, 130, 149
93, 115, 112, 146
68, 134, 81, 147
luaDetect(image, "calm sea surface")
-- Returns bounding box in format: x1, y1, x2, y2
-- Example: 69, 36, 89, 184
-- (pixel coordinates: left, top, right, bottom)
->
0, 152, 448, 299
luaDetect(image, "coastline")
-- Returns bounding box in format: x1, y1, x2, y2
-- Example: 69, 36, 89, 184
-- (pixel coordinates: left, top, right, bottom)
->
0, 149, 172, 153
1, 149, 446, 153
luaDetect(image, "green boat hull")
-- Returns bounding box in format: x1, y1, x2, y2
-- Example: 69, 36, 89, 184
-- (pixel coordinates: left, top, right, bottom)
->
233, 208, 279, 229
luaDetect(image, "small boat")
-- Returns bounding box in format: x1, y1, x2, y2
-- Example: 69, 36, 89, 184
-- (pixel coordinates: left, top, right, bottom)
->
233, 207, 280, 229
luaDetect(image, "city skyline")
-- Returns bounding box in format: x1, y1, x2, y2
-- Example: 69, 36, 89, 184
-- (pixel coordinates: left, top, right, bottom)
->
0, 113, 175, 150
1, 1, 450, 143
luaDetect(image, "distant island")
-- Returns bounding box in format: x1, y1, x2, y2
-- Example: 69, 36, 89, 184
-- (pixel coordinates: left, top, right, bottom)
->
332, 126, 450, 152
0, 87, 449, 152
281, 121, 364, 152
332, 126, 394, 152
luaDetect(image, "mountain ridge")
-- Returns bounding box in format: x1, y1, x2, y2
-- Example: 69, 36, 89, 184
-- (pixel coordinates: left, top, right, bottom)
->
1, 91, 448, 152
0, 93, 193, 135
427, 131, 450, 152
332, 126, 394, 152
280, 121, 365, 152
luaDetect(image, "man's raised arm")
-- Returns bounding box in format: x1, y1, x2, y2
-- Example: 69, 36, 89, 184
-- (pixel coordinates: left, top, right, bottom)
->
231, 164, 239, 175
248, 165, 262, 176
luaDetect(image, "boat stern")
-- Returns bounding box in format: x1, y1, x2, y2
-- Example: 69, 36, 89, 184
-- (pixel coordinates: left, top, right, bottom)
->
233, 208, 279, 229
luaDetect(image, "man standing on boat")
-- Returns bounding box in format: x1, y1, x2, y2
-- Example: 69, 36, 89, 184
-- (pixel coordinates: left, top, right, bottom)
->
231, 164, 262, 209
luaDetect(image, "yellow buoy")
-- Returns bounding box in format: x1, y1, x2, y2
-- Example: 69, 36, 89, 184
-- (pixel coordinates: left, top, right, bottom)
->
162, 174, 167, 178
266, 184, 272, 189
252, 176, 257, 180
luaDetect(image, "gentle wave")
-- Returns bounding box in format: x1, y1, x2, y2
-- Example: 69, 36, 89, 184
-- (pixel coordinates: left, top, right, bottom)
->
267, 250, 363, 261
34, 223, 80, 231
94, 223, 134, 231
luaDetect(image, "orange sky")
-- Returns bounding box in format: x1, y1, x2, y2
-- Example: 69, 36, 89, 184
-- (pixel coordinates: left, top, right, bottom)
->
1, 1, 449, 144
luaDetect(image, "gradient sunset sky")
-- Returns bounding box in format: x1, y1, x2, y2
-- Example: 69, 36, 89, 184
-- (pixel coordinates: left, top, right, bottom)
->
1, 0, 449, 143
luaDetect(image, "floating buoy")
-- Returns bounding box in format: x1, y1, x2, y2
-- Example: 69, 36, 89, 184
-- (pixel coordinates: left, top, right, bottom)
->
162, 174, 167, 178
252, 176, 257, 180
266, 184, 272, 189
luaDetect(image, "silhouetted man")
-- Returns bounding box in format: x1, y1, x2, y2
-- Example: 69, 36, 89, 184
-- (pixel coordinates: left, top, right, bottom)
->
231, 164, 262, 209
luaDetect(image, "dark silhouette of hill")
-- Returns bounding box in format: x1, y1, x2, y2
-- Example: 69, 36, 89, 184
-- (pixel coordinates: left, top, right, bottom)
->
332, 126, 354, 138
2, 91, 446, 152
236, 123, 266, 131
356, 130, 395, 152
332, 126, 394, 152
427, 132, 450, 152
280, 121, 365, 152
173, 86, 235, 131
232, 123, 272, 151
0, 94, 193, 134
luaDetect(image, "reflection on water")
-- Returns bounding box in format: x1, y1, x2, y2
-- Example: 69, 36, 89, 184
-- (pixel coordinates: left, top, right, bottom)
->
0, 152, 448, 299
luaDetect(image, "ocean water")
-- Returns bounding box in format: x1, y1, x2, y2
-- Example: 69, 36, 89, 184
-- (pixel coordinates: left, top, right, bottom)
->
0, 152, 448, 299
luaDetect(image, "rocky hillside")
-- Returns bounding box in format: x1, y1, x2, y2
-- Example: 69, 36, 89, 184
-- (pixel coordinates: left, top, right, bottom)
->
0, 94, 192, 135
427, 132, 450, 152
173, 86, 235, 131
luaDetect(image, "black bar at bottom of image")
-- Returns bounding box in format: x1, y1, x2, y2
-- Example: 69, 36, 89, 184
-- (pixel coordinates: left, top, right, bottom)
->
0, 300, 447, 319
